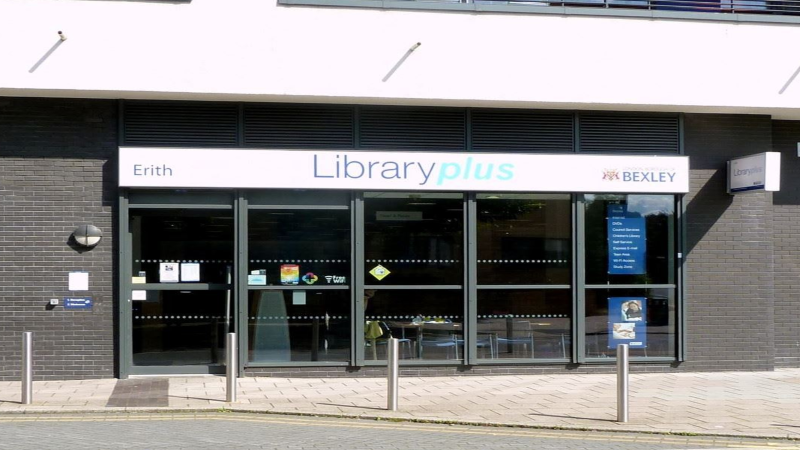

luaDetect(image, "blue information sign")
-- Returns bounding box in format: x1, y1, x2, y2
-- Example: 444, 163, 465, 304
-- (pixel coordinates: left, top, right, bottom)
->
64, 297, 93, 310
607, 205, 646, 275
608, 297, 647, 349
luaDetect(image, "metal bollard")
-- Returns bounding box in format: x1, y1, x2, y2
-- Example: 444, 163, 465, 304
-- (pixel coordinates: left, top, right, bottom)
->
22, 332, 33, 405
387, 338, 399, 411
617, 343, 629, 423
226, 333, 237, 403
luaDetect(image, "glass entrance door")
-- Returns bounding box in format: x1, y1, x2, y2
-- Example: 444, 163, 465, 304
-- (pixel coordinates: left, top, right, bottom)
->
127, 208, 235, 374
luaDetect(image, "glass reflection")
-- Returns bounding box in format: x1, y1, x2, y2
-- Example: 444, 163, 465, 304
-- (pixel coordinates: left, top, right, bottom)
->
584, 288, 675, 358
477, 290, 571, 360
364, 289, 463, 361
477, 194, 571, 285
364, 193, 463, 285
248, 290, 351, 363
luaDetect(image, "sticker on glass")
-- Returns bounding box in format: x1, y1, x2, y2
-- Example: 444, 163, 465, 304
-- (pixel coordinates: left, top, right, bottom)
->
280, 264, 300, 285
324, 275, 347, 284
369, 265, 391, 281
301, 272, 318, 285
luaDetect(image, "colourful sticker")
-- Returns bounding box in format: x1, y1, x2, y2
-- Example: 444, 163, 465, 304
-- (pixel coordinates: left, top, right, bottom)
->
301, 272, 318, 285
369, 265, 391, 281
280, 264, 300, 285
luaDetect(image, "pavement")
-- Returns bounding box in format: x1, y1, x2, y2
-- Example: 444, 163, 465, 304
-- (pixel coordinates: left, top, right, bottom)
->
1, 369, 800, 441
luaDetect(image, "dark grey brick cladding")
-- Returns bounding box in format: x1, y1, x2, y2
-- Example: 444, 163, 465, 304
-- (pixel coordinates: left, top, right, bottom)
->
771, 121, 800, 368
0, 97, 118, 381
682, 114, 775, 371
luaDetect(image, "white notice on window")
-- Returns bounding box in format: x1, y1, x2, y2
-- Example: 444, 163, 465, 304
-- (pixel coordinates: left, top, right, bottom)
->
132, 290, 147, 301
68, 272, 89, 291
180, 263, 200, 282
159, 263, 180, 283
292, 291, 307, 306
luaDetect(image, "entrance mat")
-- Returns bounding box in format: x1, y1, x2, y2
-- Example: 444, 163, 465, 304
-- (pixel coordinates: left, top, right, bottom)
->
106, 378, 169, 407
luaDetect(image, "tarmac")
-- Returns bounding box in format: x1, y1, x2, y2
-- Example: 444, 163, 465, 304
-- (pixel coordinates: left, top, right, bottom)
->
1, 369, 799, 440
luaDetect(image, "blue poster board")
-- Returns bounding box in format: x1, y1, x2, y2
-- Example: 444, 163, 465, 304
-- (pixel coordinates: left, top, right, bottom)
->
64, 297, 93, 310
608, 297, 647, 349
607, 205, 646, 275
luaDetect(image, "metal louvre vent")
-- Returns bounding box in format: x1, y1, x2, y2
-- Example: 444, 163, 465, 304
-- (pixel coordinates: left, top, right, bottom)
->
471, 110, 574, 152
244, 105, 355, 149
123, 102, 239, 147
359, 107, 466, 151
579, 114, 679, 153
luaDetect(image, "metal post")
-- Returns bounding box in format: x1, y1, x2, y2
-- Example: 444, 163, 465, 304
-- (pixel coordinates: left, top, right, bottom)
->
21, 332, 32, 405
617, 343, 629, 423
387, 338, 399, 411
226, 332, 237, 403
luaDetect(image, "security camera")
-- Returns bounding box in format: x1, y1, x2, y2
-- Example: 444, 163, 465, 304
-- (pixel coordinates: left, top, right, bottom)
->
58, 31, 67, 41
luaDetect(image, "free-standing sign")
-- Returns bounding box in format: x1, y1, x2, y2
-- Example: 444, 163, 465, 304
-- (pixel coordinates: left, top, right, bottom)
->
727, 152, 781, 194
119, 147, 690, 194
64, 297, 93, 310
607, 205, 646, 275
608, 297, 647, 349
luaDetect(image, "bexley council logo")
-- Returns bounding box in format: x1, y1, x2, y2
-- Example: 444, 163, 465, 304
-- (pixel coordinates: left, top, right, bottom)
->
603, 168, 677, 183
602, 169, 620, 181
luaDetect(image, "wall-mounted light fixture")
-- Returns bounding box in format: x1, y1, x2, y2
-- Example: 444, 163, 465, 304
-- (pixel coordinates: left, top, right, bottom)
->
72, 225, 102, 247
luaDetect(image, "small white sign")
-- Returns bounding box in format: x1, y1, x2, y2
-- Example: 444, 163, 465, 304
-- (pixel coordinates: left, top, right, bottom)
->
132, 290, 147, 301
376, 211, 423, 221
68, 272, 89, 291
292, 291, 307, 305
159, 263, 180, 283
180, 263, 201, 282
728, 152, 781, 194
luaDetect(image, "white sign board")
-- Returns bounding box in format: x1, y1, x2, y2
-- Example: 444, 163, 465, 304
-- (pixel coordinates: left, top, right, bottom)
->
119, 148, 690, 194
728, 152, 781, 194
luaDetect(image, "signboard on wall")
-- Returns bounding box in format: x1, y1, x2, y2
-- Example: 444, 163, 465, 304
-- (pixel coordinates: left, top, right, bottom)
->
119, 148, 690, 194
608, 297, 647, 349
607, 205, 646, 275
727, 152, 781, 194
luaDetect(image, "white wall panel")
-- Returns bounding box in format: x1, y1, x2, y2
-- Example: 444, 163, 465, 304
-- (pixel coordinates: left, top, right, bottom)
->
2, 0, 800, 117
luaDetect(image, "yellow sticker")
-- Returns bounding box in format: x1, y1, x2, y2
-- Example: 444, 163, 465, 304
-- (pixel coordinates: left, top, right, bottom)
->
369, 264, 391, 281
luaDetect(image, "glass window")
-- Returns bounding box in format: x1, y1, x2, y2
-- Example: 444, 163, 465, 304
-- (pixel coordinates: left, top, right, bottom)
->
132, 290, 230, 366
477, 193, 571, 285
364, 192, 464, 285
248, 209, 351, 287
584, 194, 676, 285
130, 210, 234, 284
584, 288, 676, 358
248, 189, 350, 207
364, 289, 464, 361
248, 290, 350, 362
477, 290, 571, 360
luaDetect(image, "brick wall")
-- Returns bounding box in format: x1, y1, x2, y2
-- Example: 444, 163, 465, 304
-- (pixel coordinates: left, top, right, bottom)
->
682, 114, 775, 371
771, 121, 800, 368
0, 97, 118, 380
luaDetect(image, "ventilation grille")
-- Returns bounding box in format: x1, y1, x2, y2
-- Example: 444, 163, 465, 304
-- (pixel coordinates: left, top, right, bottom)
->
244, 105, 354, 148
472, 110, 574, 152
359, 107, 466, 151
579, 114, 679, 153
123, 102, 239, 147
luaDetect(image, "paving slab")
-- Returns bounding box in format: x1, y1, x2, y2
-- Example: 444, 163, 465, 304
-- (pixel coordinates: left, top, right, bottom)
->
1, 369, 799, 439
